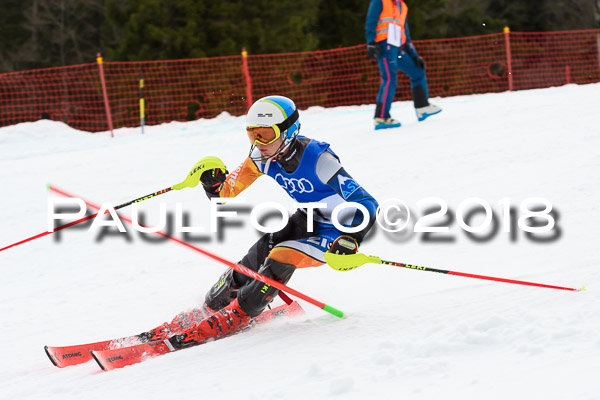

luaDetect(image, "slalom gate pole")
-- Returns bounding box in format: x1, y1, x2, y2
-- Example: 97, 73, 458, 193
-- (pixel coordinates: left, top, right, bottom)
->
46, 186, 345, 318
0, 186, 171, 252
139, 70, 145, 135
324, 253, 584, 292
0, 157, 226, 253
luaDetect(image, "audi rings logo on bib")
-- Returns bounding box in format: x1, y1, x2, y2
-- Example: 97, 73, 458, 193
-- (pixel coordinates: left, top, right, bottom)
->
275, 174, 315, 194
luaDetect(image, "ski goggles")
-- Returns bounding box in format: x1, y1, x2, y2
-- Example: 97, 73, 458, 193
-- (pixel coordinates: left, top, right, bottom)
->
246, 108, 300, 146
246, 126, 280, 146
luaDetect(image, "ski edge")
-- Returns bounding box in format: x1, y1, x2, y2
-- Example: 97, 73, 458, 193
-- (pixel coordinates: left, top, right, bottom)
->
90, 349, 106, 371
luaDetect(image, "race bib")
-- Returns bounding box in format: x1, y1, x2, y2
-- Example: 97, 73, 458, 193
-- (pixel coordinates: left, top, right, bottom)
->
387, 23, 402, 47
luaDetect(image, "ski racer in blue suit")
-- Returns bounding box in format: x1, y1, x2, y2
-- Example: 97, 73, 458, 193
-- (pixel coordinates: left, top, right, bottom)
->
147, 95, 379, 347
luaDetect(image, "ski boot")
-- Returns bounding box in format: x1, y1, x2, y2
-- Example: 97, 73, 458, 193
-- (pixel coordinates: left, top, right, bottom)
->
138, 308, 206, 344
374, 117, 402, 130
169, 298, 250, 349
416, 104, 442, 121
204, 268, 240, 312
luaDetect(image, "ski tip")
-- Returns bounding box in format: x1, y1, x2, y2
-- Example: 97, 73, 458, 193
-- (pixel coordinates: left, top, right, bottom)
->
46, 183, 51, 191
580, 285, 587, 292
90, 350, 106, 371
44, 345, 59, 367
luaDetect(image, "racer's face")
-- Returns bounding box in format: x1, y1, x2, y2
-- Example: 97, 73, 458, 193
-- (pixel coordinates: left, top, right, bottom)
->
255, 136, 284, 159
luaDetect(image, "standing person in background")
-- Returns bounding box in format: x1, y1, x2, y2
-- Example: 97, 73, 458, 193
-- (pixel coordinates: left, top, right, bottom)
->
365, 0, 442, 130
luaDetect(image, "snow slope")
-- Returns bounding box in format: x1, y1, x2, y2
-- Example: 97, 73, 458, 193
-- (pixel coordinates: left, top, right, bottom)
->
1, 83, 599, 399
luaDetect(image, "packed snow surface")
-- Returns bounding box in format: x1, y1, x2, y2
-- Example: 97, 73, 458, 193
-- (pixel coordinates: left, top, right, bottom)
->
1, 83, 599, 399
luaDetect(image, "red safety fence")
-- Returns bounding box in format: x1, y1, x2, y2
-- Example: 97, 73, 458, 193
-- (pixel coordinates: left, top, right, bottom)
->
1, 29, 599, 133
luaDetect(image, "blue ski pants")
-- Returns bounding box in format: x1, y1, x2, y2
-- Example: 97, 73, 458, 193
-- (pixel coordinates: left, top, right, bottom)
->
375, 42, 428, 118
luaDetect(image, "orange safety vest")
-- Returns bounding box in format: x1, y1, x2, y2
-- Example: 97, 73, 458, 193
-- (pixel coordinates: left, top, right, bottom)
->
375, 0, 408, 44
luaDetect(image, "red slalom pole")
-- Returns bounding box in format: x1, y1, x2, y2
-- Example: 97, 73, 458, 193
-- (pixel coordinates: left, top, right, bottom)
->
47, 185, 345, 318
0, 186, 171, 253
0, 211, 100, 252
0, 157, 226, 253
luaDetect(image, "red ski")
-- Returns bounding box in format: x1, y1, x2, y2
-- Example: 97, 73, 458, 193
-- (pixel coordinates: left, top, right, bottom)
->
91, 338, 176, 371
91, 301, 303, 371
45, 336, 141, 368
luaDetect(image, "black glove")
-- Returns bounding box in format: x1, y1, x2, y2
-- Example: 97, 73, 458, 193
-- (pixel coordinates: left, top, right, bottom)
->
366, 42, 381, 60
413, 55, 426, 69
329, 235, 359, 255
200, 168, 228, 199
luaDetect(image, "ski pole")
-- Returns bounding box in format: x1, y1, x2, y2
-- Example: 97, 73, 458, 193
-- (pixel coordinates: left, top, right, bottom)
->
46, 185, 345, 319
324, 252, 585, 292
0, 156, 226, 252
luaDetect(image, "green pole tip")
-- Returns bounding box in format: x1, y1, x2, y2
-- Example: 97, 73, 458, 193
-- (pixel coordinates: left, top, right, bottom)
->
581, 285, 586, 291
323, 304, 344, 319
46, 183, 51, 191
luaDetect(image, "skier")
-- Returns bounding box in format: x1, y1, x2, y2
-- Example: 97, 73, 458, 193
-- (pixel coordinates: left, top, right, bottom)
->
141, 95, 379, 347
365, 0, 442, 130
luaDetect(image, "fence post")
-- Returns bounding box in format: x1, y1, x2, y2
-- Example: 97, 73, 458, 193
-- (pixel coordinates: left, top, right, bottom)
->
241, 48, 253, 111
96, 52, 114, 137
596, 33, 600, 76
503, 26, 513, 91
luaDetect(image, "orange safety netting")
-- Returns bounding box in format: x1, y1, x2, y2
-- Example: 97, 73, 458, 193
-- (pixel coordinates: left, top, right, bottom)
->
1, 29, 599, 133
